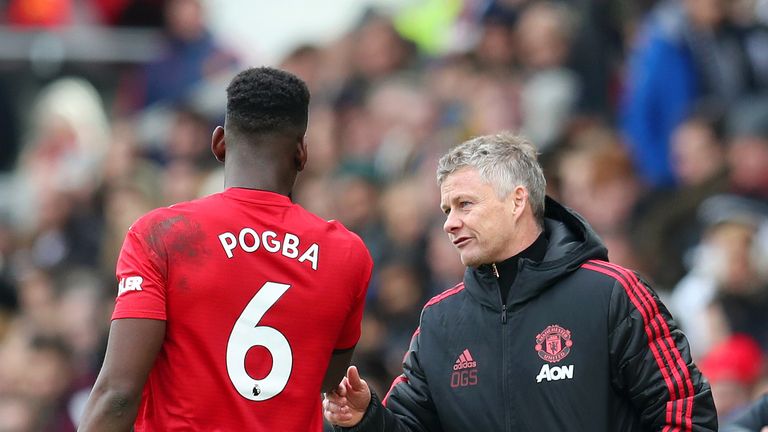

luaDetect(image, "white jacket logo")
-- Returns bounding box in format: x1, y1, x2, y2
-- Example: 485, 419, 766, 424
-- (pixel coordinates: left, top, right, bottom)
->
536, 364, 574, 383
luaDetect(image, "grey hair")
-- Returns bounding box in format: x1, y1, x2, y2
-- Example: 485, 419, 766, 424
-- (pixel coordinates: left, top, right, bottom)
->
436, 132, 547, 223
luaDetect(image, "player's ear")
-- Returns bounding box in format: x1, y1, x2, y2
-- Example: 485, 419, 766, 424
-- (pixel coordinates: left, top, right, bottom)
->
295, 135, 308, 172
211, 126, 226, 163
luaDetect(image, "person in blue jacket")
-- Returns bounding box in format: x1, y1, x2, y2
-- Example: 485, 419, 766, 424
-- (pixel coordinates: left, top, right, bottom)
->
620, 0, 754, 188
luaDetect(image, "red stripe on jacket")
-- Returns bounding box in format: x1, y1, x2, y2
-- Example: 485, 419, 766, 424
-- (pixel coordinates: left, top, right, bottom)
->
582, 260, 693, 431
596, 260, 695, 431
383, 375, 409, 407
424, 283, 465, 308
383, 284, 465, 406
598, 261, 695, 431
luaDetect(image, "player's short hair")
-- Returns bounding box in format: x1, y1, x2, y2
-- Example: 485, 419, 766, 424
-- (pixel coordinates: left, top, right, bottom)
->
436, 132, 546, 223
225, 67, 310, 138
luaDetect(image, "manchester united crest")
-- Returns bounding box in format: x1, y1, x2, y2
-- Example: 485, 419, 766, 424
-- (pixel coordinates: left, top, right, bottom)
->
535, 324, 573, 363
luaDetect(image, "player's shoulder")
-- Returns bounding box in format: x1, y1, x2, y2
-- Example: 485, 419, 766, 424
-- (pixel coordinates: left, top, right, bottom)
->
128, 194, 217, 233
326, 219, 366, 247
293, 206, 367, 248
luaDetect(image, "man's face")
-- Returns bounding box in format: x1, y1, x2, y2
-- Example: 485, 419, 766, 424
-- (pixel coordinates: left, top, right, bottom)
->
440, 167, 519, 267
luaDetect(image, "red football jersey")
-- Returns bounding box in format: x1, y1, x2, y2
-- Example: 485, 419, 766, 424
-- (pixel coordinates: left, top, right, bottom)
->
112, 188, 372, 431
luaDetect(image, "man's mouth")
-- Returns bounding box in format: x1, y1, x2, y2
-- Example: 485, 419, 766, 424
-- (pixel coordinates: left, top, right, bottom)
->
453, 237, 471, 247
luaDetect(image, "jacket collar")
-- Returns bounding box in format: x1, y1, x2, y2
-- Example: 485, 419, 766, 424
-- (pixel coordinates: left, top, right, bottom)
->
463, 196, 608, 310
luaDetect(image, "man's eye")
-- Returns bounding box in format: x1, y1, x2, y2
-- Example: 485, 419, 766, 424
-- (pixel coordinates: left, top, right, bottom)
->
442, 208, 451, 215
460, 201, 471, 208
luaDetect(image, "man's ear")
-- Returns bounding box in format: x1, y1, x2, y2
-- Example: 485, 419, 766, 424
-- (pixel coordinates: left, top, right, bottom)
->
512, 185, 528, 215
295, 135, 308, 172
211, 126, 226, 163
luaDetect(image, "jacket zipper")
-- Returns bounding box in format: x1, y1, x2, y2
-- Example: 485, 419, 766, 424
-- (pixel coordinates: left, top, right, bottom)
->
493, 263, 507, 324
492, 263, 511, 431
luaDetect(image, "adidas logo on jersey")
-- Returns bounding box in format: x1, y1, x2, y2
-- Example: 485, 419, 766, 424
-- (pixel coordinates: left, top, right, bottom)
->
535, 364, 574, 383
453, 349, 477, 370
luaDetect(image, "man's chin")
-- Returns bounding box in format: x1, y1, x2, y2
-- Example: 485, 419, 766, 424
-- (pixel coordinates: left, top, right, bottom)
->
459, 254, 480, 268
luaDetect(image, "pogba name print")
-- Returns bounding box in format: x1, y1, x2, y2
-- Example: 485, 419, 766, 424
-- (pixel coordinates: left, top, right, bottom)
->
218, 227, 320, 270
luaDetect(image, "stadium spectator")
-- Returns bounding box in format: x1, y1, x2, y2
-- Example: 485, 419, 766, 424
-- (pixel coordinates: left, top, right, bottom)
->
620, 0, 759, 187
555, 125, 643, 269
726, 97, 768, 201
632, 111, 730, 290
699, 335, 765, 423
670, 194, 768, 358
0, 393, 38, 432
723, 393, 768, 432
115, 0, 239, 113
9, 77, 110, 239
515, 1, 580, 152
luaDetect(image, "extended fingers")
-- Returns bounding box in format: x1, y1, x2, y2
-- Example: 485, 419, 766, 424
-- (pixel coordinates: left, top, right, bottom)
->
346, 366, 367, 391
323, 394, 355, 425
337, 376, 349, 396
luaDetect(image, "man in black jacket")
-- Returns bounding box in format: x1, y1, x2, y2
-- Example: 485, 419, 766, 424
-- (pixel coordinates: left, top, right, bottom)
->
323, 132, 717, 431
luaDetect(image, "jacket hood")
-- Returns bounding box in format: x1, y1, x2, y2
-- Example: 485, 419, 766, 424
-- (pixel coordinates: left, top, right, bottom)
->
464, 196, 608, 310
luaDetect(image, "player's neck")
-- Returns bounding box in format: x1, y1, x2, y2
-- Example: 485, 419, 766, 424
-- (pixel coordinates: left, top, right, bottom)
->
223, 144, 299, 197
224, 170, 295, 197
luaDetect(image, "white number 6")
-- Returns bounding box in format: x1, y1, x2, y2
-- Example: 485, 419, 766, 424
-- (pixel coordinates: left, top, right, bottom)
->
226, 281, 292, 401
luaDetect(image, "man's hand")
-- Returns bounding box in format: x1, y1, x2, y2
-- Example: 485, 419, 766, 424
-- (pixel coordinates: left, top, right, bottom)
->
323, 366, 371, 427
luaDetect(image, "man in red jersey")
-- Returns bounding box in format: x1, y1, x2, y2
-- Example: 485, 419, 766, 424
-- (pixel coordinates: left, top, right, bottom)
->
79, 67, 373, 431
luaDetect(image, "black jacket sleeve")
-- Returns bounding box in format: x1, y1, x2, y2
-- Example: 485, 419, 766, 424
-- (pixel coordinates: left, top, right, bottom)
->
722, 394, 768, 432
608, 272, 718, 431
335, 323, 442, 432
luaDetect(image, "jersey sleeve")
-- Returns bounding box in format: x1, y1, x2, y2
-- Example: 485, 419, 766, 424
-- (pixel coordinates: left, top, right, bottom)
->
334, 241, 373, 350
112, 225, 168, 321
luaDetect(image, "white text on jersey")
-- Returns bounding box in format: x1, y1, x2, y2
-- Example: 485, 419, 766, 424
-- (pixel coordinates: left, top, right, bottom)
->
118, 276, 144, 296
536, 364, 574, 383
218, 228, 320, 270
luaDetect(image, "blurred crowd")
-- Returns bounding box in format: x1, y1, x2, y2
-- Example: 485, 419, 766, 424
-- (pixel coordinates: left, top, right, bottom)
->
0, 0, 768, 430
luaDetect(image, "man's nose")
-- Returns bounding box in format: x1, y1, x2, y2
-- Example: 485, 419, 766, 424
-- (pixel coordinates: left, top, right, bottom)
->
443, 211, 461, 233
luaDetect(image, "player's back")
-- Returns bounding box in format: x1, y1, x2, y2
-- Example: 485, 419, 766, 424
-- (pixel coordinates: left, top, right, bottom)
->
112, 188, 372, 431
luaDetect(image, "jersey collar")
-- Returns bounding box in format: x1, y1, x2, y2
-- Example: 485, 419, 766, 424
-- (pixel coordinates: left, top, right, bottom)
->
223, 187, 293, 205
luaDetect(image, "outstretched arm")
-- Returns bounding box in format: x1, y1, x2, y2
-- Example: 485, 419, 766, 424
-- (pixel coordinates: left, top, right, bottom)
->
323, 322, 441, 432
78, 318, 165, 431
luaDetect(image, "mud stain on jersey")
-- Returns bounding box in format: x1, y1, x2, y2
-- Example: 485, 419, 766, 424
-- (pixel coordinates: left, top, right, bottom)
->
144, 214, 210, 271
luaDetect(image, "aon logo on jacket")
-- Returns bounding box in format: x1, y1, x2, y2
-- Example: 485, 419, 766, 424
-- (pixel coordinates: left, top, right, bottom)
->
536, 364, 574, 383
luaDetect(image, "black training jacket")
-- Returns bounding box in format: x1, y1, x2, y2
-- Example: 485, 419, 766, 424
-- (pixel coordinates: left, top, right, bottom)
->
339, 197, 717, 432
